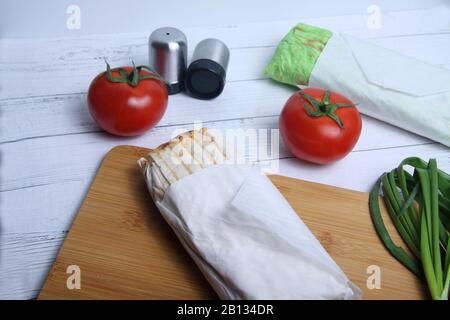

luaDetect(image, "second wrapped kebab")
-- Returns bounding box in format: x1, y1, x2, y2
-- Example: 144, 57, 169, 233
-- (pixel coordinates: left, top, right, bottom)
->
265, 23, 450, 147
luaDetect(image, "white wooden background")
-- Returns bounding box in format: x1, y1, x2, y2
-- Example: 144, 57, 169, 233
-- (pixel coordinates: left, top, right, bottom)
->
1, 4, 450, 299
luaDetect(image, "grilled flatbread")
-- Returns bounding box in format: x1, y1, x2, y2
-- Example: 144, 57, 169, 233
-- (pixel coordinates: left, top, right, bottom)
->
138, 128, 228, 200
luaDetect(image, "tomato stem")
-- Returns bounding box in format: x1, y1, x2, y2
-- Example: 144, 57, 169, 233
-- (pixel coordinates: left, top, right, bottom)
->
104, 60, 164, 87
299, 90, 355, 129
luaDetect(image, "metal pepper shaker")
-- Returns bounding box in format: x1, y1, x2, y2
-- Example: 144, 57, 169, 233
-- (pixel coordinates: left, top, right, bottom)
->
185, 38, 230, 99
148, 27, 187, 95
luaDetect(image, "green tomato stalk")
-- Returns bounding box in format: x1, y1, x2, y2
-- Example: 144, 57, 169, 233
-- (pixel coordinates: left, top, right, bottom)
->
298, 90, 355, 129
104, 61, 163, 87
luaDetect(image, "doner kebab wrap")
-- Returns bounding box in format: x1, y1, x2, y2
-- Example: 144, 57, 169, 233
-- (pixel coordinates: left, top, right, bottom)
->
138, 128, 361, 299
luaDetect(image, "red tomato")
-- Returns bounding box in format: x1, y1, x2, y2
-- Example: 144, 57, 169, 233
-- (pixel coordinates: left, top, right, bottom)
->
88, 65, 168, 136
280, 88, 362, 164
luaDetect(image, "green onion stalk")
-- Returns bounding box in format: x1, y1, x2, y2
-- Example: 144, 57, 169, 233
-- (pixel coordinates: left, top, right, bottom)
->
369, 157, 450, 300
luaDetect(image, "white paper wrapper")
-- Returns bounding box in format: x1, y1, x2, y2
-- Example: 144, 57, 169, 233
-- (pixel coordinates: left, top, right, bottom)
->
308, 33, 450, 146
141, 162, 361, 300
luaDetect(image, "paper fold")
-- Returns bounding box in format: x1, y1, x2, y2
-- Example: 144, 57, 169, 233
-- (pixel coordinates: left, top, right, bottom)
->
308, 33, 450, 146
342, 34, 450, 96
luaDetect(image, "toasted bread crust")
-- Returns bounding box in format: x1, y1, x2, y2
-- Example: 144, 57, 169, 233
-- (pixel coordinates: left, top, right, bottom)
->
138, 128, 228, 198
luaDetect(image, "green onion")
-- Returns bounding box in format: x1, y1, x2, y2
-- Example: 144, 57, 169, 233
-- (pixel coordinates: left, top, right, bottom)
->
369, 157, 450, 300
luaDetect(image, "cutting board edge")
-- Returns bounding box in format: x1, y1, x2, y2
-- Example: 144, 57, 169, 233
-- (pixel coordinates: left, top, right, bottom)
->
38, 145, 135, 299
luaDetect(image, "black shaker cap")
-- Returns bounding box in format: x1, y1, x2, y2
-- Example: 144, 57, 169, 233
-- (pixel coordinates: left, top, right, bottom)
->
166, 81, 184, 95
185, 59, 226, 100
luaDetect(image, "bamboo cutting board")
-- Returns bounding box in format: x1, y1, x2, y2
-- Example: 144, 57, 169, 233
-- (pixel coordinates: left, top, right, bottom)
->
39, 145, 426, 300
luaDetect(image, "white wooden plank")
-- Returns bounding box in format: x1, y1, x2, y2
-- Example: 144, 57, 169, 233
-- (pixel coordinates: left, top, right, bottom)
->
2, 33, 450, 100
0, 231, 66, 300
2, 6, 450, 100
0, 79, 291, 143
270, 142, 450, 192
1, 180, 89, 233
3, 50, 450, 144
0, 114, 431, 193
3, 0, 445, 38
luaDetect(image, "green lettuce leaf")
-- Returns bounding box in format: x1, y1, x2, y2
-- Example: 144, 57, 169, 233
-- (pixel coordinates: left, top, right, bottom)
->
264, 23, 332, 86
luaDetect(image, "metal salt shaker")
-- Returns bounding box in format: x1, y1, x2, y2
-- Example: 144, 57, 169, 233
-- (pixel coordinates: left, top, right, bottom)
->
148, 27, 187, 95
